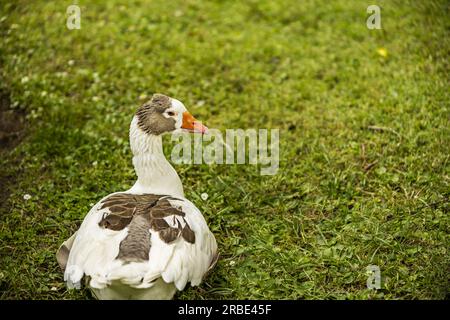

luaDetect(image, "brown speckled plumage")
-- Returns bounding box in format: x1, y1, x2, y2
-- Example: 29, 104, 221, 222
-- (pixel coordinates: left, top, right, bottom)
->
98, 193, 196, 262
136, 94, 176, 135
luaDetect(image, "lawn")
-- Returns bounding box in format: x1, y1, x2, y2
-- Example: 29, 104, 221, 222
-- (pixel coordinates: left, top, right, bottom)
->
0, 0, 448, 300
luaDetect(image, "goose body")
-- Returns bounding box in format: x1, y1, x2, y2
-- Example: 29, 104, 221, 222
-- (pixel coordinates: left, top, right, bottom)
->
57, 94, 217, 299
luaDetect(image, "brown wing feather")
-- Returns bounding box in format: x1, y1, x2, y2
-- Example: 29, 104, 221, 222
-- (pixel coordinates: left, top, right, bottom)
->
181, 224, 196, 244
97, 193, 196, 262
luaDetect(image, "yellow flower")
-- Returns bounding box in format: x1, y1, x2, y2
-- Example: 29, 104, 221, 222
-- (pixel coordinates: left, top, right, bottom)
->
377, 48, 388, 58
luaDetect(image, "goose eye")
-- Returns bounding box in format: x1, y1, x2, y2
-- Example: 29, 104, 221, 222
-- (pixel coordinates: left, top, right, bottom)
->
167, 111, 175, 116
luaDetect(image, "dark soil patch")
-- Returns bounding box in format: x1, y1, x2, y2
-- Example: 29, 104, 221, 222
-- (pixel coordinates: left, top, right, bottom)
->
0, 91, 25, 152
0, 90, 26, 213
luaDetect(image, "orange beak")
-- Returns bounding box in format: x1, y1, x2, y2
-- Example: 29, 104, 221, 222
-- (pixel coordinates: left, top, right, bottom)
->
181, 111, 208, 134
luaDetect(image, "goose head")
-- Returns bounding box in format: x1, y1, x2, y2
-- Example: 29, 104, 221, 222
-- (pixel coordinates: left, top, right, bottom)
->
135, 93, 208, 136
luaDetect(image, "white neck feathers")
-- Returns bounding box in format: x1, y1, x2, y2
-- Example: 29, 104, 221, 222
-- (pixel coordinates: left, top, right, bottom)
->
128, 117, 184, 197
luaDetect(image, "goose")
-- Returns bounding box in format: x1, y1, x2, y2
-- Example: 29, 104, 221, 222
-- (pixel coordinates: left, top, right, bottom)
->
56, 93, 218, 300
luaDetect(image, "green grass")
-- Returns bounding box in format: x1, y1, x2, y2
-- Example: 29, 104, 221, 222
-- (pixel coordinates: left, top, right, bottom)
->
0, 0, 449, 300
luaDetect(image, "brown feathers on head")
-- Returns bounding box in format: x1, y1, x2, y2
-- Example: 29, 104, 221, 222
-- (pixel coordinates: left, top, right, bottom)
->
135, 94, 176, 135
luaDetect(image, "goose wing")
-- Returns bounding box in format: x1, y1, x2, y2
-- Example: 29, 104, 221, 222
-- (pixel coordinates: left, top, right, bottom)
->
62, 193, 217, 291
